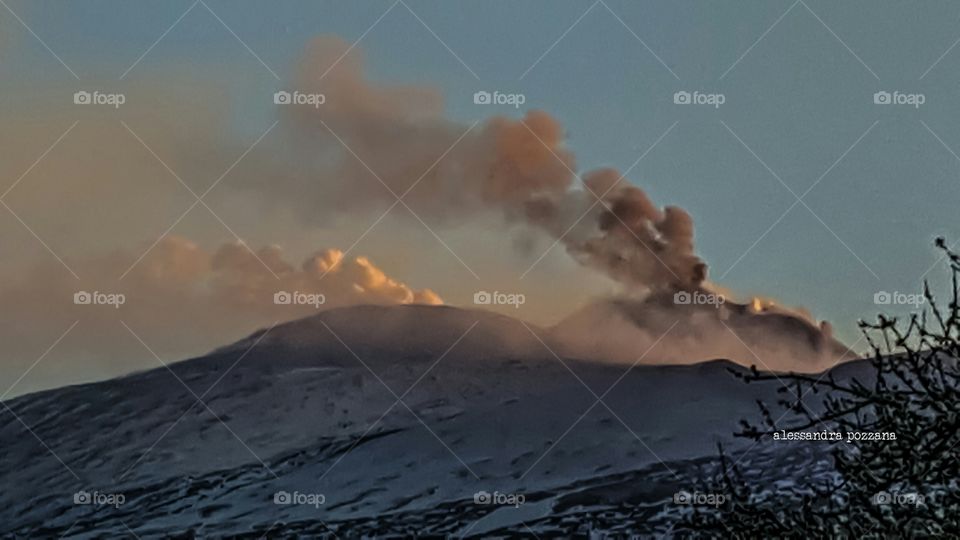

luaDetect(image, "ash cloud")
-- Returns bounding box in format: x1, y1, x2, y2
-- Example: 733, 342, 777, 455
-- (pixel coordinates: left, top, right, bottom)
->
248, 36, 848, 370
249, 36, 706, 293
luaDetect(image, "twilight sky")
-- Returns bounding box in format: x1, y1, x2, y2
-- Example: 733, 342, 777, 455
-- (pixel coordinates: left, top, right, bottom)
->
2, 0, 959, 394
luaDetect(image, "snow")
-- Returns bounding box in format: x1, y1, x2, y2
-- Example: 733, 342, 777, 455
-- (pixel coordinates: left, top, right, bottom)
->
0, 304, 843, 537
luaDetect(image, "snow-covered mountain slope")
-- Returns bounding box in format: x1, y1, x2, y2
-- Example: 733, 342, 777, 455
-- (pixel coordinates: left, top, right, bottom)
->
0, 305, 856, 537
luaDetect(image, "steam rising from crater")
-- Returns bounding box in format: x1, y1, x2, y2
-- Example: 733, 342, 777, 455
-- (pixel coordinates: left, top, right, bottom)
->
258, 36, 707, 293
248, 36, 849, 369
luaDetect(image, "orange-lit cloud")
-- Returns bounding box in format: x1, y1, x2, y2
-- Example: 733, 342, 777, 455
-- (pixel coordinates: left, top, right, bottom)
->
0, 236, 440, 395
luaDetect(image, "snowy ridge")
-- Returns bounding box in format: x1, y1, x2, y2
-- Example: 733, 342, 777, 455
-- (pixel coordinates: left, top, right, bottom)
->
0, 305, 852, 537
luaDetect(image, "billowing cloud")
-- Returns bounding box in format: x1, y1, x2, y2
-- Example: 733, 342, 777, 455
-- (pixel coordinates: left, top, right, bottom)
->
239, 36, 705, 293
226, 37, 848, 371
0, 236, 440, 395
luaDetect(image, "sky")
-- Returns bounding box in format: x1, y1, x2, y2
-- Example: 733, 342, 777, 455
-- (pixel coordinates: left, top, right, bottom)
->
2, 0, 960, 394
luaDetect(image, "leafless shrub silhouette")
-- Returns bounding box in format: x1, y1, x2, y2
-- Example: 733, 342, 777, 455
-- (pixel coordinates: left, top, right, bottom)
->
681, 238, 960, 538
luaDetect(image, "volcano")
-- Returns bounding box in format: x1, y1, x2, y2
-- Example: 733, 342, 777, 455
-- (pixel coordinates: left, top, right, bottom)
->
0, 305, 864, 537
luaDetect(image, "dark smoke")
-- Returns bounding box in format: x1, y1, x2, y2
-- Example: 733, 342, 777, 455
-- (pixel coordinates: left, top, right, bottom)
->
263, 36, 706, 293
246, 36, 850, 370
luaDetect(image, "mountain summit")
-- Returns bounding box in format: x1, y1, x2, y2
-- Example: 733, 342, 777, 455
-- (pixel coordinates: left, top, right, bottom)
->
0, 304, 848, 536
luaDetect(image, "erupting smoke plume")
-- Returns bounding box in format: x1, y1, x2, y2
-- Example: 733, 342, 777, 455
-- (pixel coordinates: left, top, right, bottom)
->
251, 36, 849, 370
258, 36, 707, 293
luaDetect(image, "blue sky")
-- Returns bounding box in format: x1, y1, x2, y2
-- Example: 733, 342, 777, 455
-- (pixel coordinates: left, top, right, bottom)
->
4, 0, 960, 345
